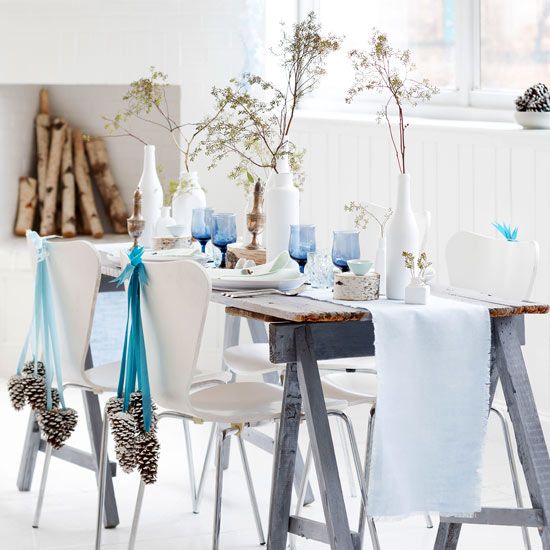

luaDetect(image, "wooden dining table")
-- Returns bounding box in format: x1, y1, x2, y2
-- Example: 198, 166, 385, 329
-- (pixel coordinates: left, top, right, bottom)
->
17, 257, 550, 549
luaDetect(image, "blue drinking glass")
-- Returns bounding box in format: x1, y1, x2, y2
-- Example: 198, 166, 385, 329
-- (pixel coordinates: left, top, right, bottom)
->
212, 213, 237, 268
191, 207, 214, 253
289, 224, 316, 273
332, 230, 360, 272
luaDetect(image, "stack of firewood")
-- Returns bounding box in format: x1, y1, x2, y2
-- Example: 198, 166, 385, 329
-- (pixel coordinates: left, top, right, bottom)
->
14, 89, 128, 238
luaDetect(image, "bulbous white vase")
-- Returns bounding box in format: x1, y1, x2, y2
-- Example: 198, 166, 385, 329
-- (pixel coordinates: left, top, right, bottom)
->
155, 206, 176, 237
374, 236, 387, 295
264, 157, 299, 262
386, 173, 419, 300
172, 171, 206, 236
139, 145, 163, 248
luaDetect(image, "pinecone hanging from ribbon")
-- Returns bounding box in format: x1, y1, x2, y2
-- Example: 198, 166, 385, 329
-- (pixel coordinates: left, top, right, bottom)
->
22, 360, 46, 378
129, 391, 158, 433
105, 396, 124, 425
110, 411, 137, 473
7, 375, 26, 410
37, 408, 77, 449
23, 375, 47, 412
50, 388, 61, 409
136, 431, 160, 485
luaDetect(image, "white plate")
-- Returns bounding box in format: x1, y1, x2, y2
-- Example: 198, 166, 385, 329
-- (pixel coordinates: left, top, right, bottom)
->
143, 251, 211, 266
210, 272, 306, 291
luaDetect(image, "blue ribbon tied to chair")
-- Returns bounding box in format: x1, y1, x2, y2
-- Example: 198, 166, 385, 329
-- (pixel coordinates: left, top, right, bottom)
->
114, 246, 154, 432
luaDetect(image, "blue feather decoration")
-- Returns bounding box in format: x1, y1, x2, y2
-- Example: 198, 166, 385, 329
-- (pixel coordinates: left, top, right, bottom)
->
493, 222, 519, 242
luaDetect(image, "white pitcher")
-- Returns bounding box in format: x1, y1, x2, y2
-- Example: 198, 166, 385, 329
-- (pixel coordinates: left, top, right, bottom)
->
386, 173, 419, 300
139, 145, 163, 248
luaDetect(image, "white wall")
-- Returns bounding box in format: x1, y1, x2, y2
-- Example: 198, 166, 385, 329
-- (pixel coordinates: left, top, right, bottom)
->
293, 111, 550, 414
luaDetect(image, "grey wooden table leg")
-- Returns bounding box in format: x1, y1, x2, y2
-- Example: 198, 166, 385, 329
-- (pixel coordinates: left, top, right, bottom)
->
294, 325, 355, 550
17, 412, 41, 491
267, 362, 302, 550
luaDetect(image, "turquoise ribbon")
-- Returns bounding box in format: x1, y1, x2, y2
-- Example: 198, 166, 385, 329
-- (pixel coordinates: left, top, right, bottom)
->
17, 231, 66, 410
113, 247, 153, 432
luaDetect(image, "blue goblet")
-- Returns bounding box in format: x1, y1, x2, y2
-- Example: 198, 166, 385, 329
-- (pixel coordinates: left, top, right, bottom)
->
212, 213, 237, 268
289, 224, 316, 273
192, 207, 214, 253
332, 230, 360, 272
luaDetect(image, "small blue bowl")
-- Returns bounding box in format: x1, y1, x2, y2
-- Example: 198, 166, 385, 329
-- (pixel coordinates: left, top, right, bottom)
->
167, 224, 187, 238
347, 259, 373, 276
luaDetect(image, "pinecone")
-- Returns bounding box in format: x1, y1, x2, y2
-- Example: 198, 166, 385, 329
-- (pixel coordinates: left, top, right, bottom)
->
516, 83, 550, 112
7, 375, 26, 410
105, 396, 124, 425
111, 412, 137, 473
129, 392, 158, 433
50, 388, 60, 409
136, 431, 160, 485
22, 360, 46, 377
59, 408, 78, 441
37, 408, 64, 449
23, 375, 47, 412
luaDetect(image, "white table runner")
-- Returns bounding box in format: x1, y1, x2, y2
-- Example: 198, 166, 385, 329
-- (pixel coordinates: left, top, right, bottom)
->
303, 289, 491, 518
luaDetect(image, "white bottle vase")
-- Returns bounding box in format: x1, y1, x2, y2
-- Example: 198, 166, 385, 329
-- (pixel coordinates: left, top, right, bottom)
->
139, 145, 163, 248
171, 171, 206, 236
374, 236, 387, 296
386, 173, 419, 300
155, 206, 176, 237
264, 157, 299, 262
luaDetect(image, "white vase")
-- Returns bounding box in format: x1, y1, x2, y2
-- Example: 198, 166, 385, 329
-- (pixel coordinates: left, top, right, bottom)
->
374, 236, 386, 295
386, 173, 419, 300
155, 206, 176, 237
139, 145, 163, 248
405, 277, 430, 305
264, 157, 299, 261
171, 171, 206, 236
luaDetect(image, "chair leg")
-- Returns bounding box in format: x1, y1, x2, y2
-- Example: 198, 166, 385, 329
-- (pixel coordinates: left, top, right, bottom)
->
195, 422, 218, 514
94, 408, 110, 550
336, 415, 357, 498
183, 419, 197, 511
32, 443, 52, 528
289, 443, 312, 550
424, 513, 434, 529
213, 427, 234, 550
128, 480, 146, 550
491, 406, 531, 550
331, 411, 380, 550
237, 435, 266, 545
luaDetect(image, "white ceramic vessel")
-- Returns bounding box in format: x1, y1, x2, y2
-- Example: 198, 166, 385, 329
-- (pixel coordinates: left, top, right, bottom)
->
139, 145, 164, 248
386, 173, 419, 300
514, 111, 550, 129
374, 236, 386, 295
155, 206, 176, 237
405, 277, 430, 305
171, 172, 206, 236
264, 156, 299, 262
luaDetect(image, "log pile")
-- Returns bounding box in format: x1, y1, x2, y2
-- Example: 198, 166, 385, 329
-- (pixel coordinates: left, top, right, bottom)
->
14, 88, 128, 238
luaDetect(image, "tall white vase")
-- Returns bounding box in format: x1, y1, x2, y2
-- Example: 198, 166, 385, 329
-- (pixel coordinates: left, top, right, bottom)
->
386, 173, 419, 299
139, 145, 163, 248
264, 157, 299, 261
171, 171, 206, 236
374, 236, 387, 295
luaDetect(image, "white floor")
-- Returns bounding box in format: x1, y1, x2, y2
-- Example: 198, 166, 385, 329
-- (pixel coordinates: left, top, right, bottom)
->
0, 386, 540, 550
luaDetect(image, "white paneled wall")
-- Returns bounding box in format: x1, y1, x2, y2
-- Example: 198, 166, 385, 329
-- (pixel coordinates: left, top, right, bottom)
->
293, 111, 550, 414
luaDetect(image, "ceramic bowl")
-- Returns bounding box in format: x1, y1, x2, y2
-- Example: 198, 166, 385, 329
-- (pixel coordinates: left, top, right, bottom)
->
514, 111, 550, 129
167, 224, 187, 237
347, 259, 373, 276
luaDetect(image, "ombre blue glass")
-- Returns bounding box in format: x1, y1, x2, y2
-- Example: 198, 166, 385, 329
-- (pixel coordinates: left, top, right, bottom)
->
289, 224, 316, 273
332, 230, 360, 272
191, 207, 214, 253
212, 213, 237, 268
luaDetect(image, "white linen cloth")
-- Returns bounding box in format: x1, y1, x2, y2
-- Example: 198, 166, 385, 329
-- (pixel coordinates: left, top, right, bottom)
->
303, 289, 491, 517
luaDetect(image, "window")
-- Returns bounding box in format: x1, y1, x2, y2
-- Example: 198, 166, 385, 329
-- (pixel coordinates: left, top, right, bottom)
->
289, 0, 550, 117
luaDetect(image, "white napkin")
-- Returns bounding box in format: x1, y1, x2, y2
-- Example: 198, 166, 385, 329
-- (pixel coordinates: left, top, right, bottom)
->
303, 289, 491, 518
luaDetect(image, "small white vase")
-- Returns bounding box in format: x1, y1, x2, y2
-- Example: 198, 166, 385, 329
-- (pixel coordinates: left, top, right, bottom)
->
155, 206, 176, 237
386, 173, 419, 300
374, 236, 386, 296
264, 156, 299, 262
171, 171, 206, 236
139, 145, 163, 248
405, 277, 430, 305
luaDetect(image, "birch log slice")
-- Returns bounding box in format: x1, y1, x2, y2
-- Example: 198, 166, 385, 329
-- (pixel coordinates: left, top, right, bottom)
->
14, 177, 38, 236
333, 272, 380, 301
36, 116, 50, 217
85, 138, 128, 233
61, 126, 76, 238
73, 128, 104, 238
40, 117, 66, 235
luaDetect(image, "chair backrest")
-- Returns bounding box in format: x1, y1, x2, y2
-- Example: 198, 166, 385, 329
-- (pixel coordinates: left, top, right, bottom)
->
139, 259, 211, 413
29, 238, 102, 387
446, 231, 539, 301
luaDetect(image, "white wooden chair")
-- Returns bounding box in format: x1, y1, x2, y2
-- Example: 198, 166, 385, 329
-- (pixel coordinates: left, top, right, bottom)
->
30, 239, 230, 530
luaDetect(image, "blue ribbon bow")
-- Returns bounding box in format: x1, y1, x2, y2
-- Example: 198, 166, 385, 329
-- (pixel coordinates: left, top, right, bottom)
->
17, 231, 66, 410
113, 246, 153, 432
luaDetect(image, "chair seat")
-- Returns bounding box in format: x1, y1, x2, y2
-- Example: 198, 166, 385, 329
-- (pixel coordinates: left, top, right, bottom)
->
224, 343, 377, 375
321, 372, 377, 406
189, 381, 347, 424
84, 361, 232, 392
